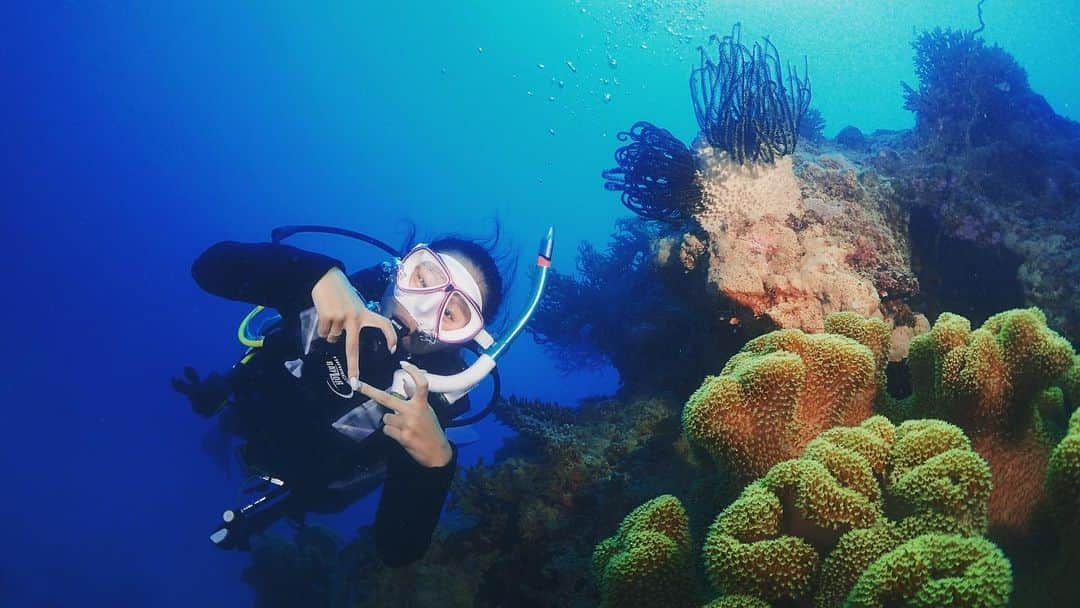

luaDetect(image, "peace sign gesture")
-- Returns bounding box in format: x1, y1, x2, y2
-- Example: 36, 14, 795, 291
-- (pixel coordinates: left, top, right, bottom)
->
359, 361, 454, 468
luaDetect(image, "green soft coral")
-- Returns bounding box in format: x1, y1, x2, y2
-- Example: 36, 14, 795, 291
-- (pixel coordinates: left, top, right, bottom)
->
702, 595, 772, 608
592, 495, 697, 608
683, 329, 876, 480
824, 311, 894, 411
702, 482, 820, 601
699, 417, 1002, 607
762, 452, 880, 532
886, 420, 992, 537
905, 308, 1074, 433
814, 523, 901, 608
1045, 409, 1080, 525
844, 533, 1012, 608
900, 308, 1076, 534
701, 417, 895, 603
983, 308, 1076, 406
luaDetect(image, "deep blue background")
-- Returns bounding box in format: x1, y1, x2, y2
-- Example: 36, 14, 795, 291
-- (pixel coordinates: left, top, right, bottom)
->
3, 2, 1077, 606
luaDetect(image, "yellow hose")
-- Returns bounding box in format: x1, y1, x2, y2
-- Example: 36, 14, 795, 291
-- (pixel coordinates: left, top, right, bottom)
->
237, 306, 266, 348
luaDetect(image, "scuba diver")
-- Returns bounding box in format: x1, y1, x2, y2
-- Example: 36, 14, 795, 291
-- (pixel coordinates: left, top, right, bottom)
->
171, 225, 553, 566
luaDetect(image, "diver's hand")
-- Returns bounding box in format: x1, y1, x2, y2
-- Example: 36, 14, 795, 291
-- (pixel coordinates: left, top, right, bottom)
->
170, 366, 230, 417
359, 361, 453, 468
311, 267, 398, 384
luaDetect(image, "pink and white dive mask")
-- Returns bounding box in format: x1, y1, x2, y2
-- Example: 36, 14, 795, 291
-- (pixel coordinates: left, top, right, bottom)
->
393, 245, 485, 344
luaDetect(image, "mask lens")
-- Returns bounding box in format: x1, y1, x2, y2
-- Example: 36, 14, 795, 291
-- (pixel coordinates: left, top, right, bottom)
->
411, 259, 449, 289
439, 292, 472, 332
435, 290, 484, 343
398, 248, 450, 292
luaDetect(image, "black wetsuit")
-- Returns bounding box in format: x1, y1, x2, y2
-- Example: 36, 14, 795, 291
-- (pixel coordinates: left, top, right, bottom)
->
192, 241, 465, 566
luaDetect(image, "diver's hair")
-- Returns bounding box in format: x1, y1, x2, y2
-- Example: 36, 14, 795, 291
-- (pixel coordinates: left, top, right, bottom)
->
427, 218, 515, 324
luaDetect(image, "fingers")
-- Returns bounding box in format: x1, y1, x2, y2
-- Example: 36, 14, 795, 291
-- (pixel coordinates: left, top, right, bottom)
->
399, 361, 428, 403
382, 411, 404, 432
317, 314, 333, 339
326, 318, 345, 343
371, 315, 398, 354
345, 318, 361, 382
184, 366, 199, 383
358, 381, 405, 413
382, 420, 405, 443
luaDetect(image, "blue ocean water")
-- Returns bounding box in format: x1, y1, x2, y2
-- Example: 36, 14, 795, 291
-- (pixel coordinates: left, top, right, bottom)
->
2, 2, 1077, 606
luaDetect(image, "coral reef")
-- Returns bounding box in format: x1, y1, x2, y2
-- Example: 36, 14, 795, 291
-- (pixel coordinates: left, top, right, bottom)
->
240, 394, 708, 608
899, 308, 1076, 535
683, 324, 877, 480
888, 25, 1080, 342
844, 533, 1012, 608
529, 218, 749, 396
592, 495, 696, 608
901, 26, 1077, 155
599, 20, 1080, 363
667, 144, 919, 340
602, 415, 1010, 607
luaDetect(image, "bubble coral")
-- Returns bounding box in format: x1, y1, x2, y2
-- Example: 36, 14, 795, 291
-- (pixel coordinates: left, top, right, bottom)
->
844, 533, 1012, 608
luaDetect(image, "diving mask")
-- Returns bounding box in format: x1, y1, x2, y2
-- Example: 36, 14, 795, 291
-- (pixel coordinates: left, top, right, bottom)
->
393, 245, 485, 344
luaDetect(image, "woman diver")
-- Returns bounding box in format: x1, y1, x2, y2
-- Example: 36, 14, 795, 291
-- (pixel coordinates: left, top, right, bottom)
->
172, 225, 552, 567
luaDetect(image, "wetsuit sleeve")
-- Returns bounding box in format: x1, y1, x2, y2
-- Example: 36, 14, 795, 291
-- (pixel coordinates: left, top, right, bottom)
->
374, 440, 458, 567
191, 241, 345, 314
